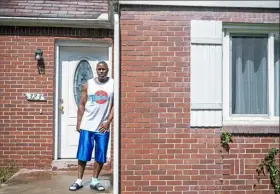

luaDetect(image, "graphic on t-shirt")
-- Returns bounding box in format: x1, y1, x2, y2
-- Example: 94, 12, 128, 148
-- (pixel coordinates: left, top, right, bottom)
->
88, 90, 108, 104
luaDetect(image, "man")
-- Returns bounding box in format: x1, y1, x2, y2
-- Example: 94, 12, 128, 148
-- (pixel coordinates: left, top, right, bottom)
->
69, 61, 114, 192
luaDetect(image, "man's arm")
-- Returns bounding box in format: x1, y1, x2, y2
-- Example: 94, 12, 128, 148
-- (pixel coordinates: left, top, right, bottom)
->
76, 83, 87, 132
107, 104, 114, 124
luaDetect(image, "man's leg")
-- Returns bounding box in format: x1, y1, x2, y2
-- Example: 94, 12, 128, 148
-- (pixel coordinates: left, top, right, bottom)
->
70, 129, 94, 191
69, 160, 86, 190
78, 160, 87, 179
90, 131, 110, 191
93, 160, 103, 178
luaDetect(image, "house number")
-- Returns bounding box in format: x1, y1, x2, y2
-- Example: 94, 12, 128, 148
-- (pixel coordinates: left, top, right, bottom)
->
24, 93, 46, 101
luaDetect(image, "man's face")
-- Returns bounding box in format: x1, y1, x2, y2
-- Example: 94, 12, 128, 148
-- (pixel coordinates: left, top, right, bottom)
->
96, 63, 109, 79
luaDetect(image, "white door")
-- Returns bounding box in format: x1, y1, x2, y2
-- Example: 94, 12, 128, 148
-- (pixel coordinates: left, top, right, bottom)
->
58, 46, 111, 159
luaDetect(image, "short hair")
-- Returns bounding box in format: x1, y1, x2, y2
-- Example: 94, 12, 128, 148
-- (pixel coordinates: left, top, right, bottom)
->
96, 61, 108, 68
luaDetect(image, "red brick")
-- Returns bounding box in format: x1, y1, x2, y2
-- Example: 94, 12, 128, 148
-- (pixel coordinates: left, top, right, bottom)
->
121, 4, 279, 190
1, 4, 279, 194
0, 27, 112, 168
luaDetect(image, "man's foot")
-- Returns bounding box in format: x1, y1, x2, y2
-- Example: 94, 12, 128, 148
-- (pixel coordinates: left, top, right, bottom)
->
69, 183, 83, 191
90, 183, 105, 191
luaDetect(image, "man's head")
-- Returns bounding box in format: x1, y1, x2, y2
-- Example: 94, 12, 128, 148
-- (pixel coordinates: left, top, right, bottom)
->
96, 61, 109, 80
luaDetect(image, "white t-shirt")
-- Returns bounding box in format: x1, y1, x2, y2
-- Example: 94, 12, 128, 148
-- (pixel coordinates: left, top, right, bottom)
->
80, 77, 114, 132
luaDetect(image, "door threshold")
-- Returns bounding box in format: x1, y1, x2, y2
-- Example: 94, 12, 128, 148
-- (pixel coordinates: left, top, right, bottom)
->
52, 159, 112, 171
52, 159, 79, 170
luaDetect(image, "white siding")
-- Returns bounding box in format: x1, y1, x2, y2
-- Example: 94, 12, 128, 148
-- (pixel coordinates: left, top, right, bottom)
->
191, 110, 222, 127
191, 21, 222, 45
190, 20, 222, 127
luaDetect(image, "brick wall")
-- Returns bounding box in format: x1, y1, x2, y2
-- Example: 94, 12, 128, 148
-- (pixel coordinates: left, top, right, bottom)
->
0, 26, 112, 168
221, 136, 279, 194
120, 6, 279, 194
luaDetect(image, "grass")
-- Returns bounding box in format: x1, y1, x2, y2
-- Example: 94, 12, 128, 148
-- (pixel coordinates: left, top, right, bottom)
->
0, 165, 18, 184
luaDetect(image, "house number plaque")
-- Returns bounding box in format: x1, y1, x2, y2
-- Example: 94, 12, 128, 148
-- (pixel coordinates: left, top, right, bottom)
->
24, 93, 47, 101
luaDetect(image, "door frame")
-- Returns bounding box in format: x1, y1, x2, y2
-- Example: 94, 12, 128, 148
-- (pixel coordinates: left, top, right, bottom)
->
54, 40, 113, 160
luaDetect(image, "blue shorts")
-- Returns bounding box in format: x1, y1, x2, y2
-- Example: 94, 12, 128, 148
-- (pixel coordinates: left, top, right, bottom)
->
76, 129, 110, 163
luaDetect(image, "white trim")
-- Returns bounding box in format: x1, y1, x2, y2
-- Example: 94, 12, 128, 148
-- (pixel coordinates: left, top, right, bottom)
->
109, 47, 113, 74
223, 26, 280, 126
223, 24, 279, 32
54, 45, 60, 160
54, 40, 113, 160
268, 34, 275, 118
191, 103, 222, 110
54, 40, 112, 47
113, 10, 120, 194
0, 14, 112, 29
98, 13, 109, 20
119, 1, 279, 8
223, 120, 279, 127
107, 46, 113, 161
191, 38, 223, 45
223, 31, 230, 122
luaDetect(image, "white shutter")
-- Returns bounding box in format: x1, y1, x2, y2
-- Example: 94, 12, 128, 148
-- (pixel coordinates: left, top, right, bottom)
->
190, 20, 222, 127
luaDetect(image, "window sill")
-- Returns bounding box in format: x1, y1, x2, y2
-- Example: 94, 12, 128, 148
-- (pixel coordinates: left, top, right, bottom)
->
223, 119, 279, 134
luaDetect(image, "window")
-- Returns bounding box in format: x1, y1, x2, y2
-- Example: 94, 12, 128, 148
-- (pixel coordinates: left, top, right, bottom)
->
231, 35, 268, 115
223, 27, 279, 125
73, 60, 93, 106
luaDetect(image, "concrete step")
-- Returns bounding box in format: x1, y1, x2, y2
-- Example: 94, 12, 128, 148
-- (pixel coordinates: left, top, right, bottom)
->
0, 169, 113, 194
52, 160, 112, 171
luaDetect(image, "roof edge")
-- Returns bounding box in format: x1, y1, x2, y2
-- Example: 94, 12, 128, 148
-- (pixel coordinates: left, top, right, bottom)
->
0, 14, 113, 29
119, 1, 279, 9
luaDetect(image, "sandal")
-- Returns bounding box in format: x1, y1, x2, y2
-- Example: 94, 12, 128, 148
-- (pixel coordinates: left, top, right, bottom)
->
69, 183, 83, 191
90, 183, 105, 191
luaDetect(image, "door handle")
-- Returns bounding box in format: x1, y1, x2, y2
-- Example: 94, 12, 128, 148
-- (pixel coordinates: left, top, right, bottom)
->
59, 99, 64, 113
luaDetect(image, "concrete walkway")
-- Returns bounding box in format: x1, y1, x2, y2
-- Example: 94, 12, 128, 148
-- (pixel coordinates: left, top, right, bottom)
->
0, 169, 113, 194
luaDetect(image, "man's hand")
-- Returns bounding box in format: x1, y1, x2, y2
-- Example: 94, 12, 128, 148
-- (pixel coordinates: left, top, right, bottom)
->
99, 121, 110, 133
76, 126, 81, 133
